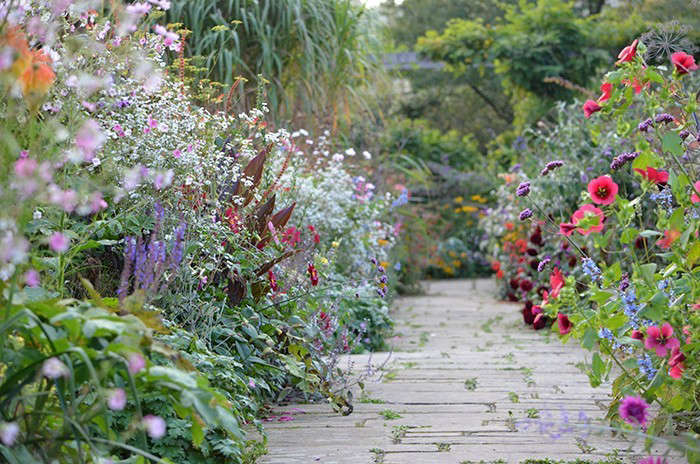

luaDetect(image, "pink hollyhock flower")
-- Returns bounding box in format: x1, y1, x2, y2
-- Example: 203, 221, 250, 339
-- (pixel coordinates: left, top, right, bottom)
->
557, 313, 572, 335
571, 204, 604, 235
549, 268, 564, 299
671, 51, 698, 75
24, 269, 40, 287
583, 99, 601, 118
107, 388, 127, 411
656, 229, 680, 249
616, 39, 638, 64
14, 158, 37, 177
598, 82, 612, 102
630, 329, 644, 340
0, 422, 19, 447
142, 415, 166, 439
691, 180, 700, 203
49, 232, 69, 253
618, 395, 649, 427
127, 353, 146, 375
644, 323, 680, 357
532, 308, 547, 330
587, 175, 618, 205
668, 347, 685, 379
75, 119, 105, 160
559, 222, 576, 236
634, 166, 669, 184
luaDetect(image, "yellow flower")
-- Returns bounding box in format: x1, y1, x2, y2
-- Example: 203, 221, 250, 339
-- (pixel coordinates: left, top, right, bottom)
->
454, 196, 464, 204
320, 257, 329, 265
377, 238, 389, 246
380, 261, 390, 269
448, 251, 457, 258
443, 266, 455, 275
331, 241, 339, 248
454, 208, 462, 214
452, 260, 461, 267
471, 194, 487, 203
461, 205, 478, 213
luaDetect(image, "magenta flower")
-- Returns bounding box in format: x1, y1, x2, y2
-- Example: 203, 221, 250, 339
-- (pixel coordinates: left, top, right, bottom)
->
142, 415, 166, 439
587, 175, 618, 205
49, 232, 70, 253
618, 395, 650, 427
0, 422, 19, 447
638, 457, 667, 464
644, 323, 680, 357
127, 353, 146, 374
24, 269, 40, 287
107, 388, 127, 411
14, 158, 37, 177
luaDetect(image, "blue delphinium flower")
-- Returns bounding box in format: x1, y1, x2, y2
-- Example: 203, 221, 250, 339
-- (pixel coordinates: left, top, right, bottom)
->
582, 258, 601, 281
637, 354, 657, 381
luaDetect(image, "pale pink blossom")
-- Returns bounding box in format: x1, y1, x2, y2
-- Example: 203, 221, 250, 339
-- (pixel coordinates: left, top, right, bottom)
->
142, 415, 166, 439
0, 422, 19, 447
41, 357, 69, 379
24, 269, 40, 287
127, 353, 146, 374
48, 232, 69, 253
107, 388, 127, 411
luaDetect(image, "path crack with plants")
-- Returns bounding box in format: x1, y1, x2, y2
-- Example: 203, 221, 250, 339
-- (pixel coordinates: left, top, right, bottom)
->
259, 279, 682, 464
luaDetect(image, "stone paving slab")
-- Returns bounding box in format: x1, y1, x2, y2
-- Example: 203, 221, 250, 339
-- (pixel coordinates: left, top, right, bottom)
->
259, 279, 687, 464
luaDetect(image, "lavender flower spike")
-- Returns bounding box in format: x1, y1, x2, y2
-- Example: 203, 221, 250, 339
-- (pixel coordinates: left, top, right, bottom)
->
519, 208, 533, 220
540, 160, 564, 176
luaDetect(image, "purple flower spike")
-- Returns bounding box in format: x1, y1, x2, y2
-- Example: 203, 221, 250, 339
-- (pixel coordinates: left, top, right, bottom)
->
519, 208, 533, 220
516, 181, 531, 197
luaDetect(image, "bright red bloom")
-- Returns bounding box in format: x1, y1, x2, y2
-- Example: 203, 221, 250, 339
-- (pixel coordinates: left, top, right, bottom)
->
644, 322, 680, 357
496, 269, 504, 279
669, 347, 685, 379
622, 77, 645, 94
307, 263, 319, 286
268, 270, 278, 292
656, 229, 680, 249
549, 267, 564, 299
571, 204, 605, 235
519, 279, 533, 292
691, 180, 700, 203
671, 51, 698, 75
557, 313, 572, 335
308, 225, 321, 244
491, 261, 501, 271
616, 39, 638, 64
598, 82, 612, 102
634, 166, 669, 184
587, 175, 618, 205
281, 226, 302, 248
583, 99, 601, 118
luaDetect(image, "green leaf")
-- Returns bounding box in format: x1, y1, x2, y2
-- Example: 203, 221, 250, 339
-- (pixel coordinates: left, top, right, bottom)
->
582, 328, 597, 350
620, 228, 638, 244
688, 241, 700, 267
638, 263, 657, 286
661, 132, 683, 157
592, 353, 605, 378
590, 290, 613, 304
606, 314, 627, 330
191, 417, 205, 447
645, 68, 664, 84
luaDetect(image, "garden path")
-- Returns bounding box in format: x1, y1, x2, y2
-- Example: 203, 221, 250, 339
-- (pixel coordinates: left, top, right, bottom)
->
260, 279, 680, 464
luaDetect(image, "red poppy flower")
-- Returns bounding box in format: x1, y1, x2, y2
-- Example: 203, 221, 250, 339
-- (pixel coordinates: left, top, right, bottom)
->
671, 51, 698, 75
583, 99, 602, 118
491, 261, 501, 271
656, 229, 680, 249
496, 269, 504, 279
587, 175, 618, 205
571, 204, 605, 235
557, 313, 572, 335
307, 263, 319, 286
549, 267, 564, 300
691, 180, 700, 203
616, 39, 638, 64
634, 166, 669, 184
598, 82, 612, 102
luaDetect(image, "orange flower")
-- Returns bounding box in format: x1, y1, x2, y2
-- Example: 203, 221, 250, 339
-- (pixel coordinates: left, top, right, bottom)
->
656, 229, 680, 249
19, 49, 55, 97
